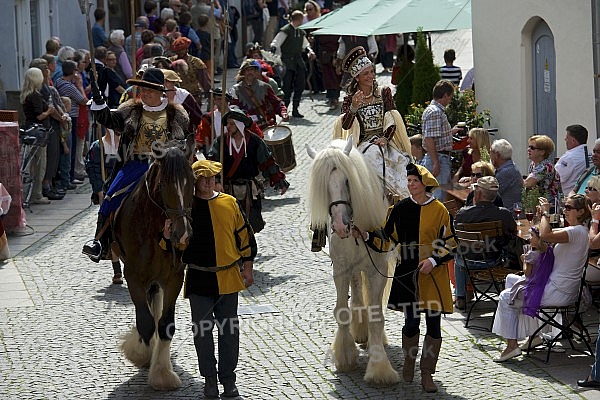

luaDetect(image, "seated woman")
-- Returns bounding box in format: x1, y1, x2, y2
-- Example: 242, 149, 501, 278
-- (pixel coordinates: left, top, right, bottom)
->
452, 127, 491, 184
492, 194, 590, 362
459, 160, 503, 207
585, 175, 600, 281
524, 134, 562, 207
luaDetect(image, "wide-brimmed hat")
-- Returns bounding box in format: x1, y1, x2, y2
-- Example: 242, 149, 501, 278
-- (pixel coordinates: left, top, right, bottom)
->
222, 107, 252, 128
172, 36, 191, 52
192, 160, 222, 179
406, 163, 439, 189
126, 67, 165, 91
342, 46, 373, 78
239, 59, 262, 72
161, 69, 182, 83
210, 87, 233, 102
473, 176, 499, 191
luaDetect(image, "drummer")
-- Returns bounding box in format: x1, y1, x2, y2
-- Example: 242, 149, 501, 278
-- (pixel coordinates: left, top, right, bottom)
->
229, 59, 289, 130
196, 88, 264, 155
207, 107, 289, 234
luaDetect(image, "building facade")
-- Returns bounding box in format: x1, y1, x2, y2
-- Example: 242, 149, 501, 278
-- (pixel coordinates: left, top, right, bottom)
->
472, 0, 600, 169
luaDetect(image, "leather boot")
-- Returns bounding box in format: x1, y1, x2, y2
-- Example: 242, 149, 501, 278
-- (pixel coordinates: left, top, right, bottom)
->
292, 108, 304, 118
402, 332, 419, 382
420, 335, 442, 393
311, 227, 327, 252
222, 380, 239, 398
82, 214, 107, 262
203, 376, 219, 399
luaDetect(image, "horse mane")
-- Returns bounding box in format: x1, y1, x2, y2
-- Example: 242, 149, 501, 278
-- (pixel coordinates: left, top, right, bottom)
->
308, 139, 388, 230
156, 145, 194, 190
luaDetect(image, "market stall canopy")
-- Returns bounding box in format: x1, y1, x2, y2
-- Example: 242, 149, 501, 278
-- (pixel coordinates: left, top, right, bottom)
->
301, 0, 471, 36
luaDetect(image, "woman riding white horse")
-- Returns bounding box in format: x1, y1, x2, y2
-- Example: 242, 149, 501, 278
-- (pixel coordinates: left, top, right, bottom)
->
307, 138, 399, 386
311, 46, 411, 252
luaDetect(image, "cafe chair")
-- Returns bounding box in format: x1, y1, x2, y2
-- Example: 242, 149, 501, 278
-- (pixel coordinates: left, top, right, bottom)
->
523, 262, 594, 363
443, 199, 461, 218
455, 220, 512, 331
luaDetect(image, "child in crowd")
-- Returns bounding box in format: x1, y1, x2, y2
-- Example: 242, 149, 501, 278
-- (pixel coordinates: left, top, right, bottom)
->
84, 128, 122, 284
409, 134, 426, 165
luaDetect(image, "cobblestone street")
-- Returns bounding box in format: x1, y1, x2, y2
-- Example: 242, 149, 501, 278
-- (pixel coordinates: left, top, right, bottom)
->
2, 31, 600, 399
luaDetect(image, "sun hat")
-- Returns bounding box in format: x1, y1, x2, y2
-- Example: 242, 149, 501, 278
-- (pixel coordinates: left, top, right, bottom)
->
126, 67, 165, 91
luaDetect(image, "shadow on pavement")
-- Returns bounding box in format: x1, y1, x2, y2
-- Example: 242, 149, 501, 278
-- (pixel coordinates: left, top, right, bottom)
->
106, 363, 202, 399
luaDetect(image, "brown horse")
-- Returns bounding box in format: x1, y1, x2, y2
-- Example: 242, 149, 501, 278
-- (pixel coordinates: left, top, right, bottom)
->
111, 138, 194, 390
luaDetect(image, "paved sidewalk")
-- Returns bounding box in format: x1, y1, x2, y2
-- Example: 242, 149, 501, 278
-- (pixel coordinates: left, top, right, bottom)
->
2, 32, 600, 399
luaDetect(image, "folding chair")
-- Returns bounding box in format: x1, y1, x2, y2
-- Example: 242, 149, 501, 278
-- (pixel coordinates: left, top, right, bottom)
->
455, 220, 512, 330
524, 262, 594, 363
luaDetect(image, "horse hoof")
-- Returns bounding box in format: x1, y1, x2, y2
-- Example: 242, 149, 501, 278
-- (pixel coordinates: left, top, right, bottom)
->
149, 368, 181, 390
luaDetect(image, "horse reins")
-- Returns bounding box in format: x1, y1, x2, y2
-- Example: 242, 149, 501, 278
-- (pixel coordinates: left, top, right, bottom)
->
145, 170, 192, 223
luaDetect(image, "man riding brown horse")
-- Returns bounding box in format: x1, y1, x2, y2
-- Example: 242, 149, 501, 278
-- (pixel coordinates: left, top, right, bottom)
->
82, 67, 189, 261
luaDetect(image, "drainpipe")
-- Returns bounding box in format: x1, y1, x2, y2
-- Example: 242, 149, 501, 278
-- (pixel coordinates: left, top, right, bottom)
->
593, 0, 600, 137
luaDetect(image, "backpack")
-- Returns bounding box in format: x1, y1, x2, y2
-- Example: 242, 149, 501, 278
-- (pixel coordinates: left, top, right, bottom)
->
243, 0, 260, 19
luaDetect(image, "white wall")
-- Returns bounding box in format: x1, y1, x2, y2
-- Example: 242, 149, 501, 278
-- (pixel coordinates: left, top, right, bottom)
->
472, 0, 596, 171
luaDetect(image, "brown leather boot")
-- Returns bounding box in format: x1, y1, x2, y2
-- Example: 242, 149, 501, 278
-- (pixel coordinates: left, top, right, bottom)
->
402, 333, 419, 382
420, 335, 442, 393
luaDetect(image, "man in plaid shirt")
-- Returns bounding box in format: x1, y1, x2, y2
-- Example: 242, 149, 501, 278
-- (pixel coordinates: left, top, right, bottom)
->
422, 80, 462, 200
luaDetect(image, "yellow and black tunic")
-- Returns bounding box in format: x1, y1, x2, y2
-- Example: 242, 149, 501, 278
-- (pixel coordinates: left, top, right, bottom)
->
182, 193, 257, 296
385, 196, 456, 313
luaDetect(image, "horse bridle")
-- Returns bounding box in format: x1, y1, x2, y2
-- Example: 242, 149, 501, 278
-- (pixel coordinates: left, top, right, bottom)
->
328, 200, 353, 217
145, 171, 192, 223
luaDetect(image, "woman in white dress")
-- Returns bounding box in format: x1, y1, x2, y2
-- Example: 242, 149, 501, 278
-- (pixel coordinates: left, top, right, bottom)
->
492, 193, 590, 362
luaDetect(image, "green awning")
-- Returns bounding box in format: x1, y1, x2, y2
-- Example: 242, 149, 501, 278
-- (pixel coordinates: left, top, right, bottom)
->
301, 0, 471, 36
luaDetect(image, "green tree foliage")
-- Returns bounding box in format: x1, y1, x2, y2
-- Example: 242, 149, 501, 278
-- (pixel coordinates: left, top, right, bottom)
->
411, 27, 440, 106
393, 60, 414, 116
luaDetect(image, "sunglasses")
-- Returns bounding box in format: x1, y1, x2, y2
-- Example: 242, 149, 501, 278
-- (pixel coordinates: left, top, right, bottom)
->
528, 145, 541, 151
471, 172, 483, 178
563, 204, 578, 211
586, 187, 598, 192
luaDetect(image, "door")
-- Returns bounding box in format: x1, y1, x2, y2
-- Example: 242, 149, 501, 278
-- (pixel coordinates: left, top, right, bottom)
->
532, 21, 557, 157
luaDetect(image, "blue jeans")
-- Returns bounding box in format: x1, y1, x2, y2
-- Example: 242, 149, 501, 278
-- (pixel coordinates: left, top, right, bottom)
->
592, 324, 600, 381
189, 292, 239, 383
454, 254, 501, 297
423, 153, 451, 200
57, 132, 72, 189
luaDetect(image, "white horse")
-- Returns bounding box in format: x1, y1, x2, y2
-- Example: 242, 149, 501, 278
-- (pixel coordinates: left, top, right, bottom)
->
307, 138, 399, 386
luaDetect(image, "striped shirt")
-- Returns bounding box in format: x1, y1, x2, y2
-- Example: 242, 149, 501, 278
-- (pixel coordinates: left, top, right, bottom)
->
440, 65, 462, 86
54, 77, 86, 118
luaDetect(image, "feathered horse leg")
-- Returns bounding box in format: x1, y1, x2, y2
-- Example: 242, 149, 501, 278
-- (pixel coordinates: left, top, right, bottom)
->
362, 255, 399, 386
331, 257, 358, 372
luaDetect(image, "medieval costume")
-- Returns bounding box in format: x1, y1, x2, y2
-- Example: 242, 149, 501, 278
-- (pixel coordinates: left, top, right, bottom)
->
207, 107, 289, 233
182, 160, 257, 399
229, 59, 288, 130
365, 163, 455, 392
82, 68, 189, 261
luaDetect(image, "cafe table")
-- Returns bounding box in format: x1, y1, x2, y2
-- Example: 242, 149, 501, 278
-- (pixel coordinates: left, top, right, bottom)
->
443, 185, 470, 205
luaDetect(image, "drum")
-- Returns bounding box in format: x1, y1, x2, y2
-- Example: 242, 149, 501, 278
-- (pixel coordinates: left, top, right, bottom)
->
263, 125, 296, 172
